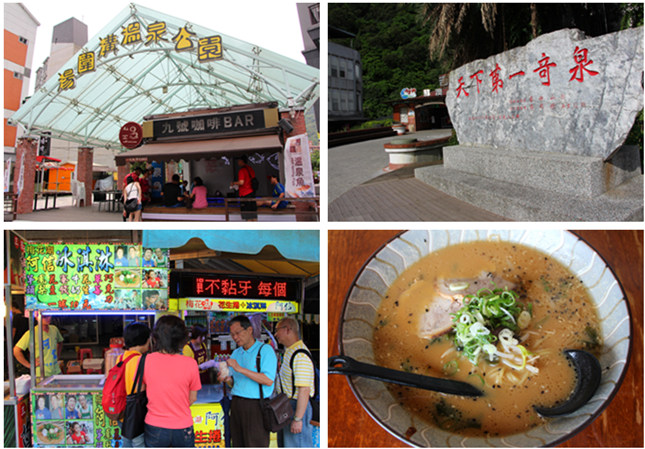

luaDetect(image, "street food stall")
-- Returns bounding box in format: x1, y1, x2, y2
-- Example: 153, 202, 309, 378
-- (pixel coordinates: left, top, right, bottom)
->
20, 241, 171, 448
175, 271, 303, 448
5, 230, 320, 448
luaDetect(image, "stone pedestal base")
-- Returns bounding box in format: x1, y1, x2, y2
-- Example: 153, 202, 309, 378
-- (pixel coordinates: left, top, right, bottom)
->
385, 143, 443, 169
415, 145, 643, 221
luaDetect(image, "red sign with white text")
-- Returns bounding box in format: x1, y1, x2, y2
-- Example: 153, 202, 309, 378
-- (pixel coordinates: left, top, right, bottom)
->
119, 122, 143, 149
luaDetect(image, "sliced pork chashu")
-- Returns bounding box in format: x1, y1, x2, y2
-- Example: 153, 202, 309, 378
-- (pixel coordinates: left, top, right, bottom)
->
435, 271, 516, 301
419, 272, 516, 339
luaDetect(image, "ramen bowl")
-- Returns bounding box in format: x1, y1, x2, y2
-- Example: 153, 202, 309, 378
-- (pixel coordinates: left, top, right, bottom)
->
339, 230, 631, 447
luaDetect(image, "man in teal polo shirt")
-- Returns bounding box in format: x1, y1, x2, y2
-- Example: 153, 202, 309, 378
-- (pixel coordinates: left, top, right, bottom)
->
219, 315, 277, 447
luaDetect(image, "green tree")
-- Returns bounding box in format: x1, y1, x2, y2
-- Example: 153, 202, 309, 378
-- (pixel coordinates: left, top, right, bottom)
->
330, 3, 449, 119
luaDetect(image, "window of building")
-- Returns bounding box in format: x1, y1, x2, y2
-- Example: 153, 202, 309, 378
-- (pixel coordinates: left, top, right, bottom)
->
348, 95, 355, 112
331, 90, 340, 111
13, 72, 23, 80
339, 59, 346, 78
347, 60, 354, 80
340, 91, 347, 111
330, 56, 338, 78
309, 4, 320, 24
355, 64, 362, 80
19, 36, 28, 44
357, 93, 362, 112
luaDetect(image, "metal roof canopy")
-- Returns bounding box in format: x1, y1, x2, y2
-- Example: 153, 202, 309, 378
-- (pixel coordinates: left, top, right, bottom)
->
9, 3, 319, 150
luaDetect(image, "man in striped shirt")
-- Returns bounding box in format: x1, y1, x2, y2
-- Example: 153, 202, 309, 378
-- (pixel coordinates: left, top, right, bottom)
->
274, 317, 315, 447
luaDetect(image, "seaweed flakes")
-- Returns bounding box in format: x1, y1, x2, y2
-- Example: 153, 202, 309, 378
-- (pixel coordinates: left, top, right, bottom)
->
432, 398, 482, 431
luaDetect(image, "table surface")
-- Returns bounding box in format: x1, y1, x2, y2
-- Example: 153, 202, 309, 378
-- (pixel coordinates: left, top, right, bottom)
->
328, 230, 643, 447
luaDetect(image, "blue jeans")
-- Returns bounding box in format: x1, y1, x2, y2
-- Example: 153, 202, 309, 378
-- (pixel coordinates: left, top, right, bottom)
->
281, 400, 313, 448
118, 421, 145, 448
144, 423, 195, 447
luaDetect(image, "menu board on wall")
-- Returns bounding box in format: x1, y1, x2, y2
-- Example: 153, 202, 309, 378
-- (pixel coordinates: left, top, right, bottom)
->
24, 244, 170, 311
31, 391, 120, 448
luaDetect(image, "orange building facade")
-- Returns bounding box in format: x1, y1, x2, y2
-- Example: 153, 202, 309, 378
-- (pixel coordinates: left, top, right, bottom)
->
4, 4, 39, 162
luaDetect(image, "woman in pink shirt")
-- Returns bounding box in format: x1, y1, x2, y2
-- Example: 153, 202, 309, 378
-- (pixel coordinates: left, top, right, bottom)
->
143, 315, 201, 447
189, 177, 208, 209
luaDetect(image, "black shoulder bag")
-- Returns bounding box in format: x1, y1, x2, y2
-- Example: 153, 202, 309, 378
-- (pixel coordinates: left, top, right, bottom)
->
257, 344, 293, 432
122, 353, 148, 439
289, 348, 320, 425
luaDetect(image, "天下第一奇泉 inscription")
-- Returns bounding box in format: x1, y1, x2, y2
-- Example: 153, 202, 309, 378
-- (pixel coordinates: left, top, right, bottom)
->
446, 27, 643, 160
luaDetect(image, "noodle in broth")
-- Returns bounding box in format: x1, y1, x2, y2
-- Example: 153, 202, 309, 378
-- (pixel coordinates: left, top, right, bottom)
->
373, 240, 601, 437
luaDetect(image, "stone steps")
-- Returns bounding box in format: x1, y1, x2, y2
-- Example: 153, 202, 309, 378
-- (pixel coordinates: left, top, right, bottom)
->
415, 165, 643, 221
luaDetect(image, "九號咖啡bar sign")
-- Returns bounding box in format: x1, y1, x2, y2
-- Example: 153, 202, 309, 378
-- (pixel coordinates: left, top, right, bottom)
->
24, 244, 170, 311
143, 107, 279, 140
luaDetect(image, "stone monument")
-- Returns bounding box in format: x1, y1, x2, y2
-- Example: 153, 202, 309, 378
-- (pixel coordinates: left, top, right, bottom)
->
415, 27, 643, 221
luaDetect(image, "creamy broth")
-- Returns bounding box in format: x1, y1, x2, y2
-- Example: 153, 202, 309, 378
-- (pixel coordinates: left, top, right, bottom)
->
373, 240, 601, 437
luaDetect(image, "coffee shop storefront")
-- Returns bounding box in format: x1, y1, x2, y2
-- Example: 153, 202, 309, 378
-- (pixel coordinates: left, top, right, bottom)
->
114, 102, 297, 201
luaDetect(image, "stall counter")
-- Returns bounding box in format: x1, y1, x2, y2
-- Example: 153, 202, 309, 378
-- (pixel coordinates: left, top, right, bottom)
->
191, 384, 228, 448
30, 375, 120, 448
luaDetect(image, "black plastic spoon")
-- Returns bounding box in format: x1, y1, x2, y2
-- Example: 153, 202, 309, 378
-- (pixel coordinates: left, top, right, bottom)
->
534, 349, 602, 418
329, 355, 484, 397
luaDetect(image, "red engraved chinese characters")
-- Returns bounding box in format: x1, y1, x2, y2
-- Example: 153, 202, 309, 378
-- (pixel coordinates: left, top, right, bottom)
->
456, 76, 469, 98
534, 53, 557, 86
470, 70, 483, 94
569, 46, 599, 82
490, 63, 503, 93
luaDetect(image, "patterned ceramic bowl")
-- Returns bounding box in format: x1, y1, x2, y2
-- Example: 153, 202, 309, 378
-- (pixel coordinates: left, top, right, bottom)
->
339, 230, 631, 447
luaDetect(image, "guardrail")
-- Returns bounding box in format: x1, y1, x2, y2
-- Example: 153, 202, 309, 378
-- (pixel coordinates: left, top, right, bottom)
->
141, 196, 319, 222
329, 126, 397, 148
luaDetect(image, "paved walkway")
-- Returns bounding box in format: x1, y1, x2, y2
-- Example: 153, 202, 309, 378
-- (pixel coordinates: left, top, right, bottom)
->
329, 169, 510, 221
328, 129, 453, 203
328, 130, 511, 221
10, 195, 124, 222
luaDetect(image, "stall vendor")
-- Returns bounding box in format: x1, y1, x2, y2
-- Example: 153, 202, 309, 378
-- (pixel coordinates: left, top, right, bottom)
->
13, 315, 64, 377
183, 324, 211, 385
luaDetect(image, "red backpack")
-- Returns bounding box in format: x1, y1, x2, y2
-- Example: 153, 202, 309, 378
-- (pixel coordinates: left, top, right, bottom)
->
101, 353, 138, 420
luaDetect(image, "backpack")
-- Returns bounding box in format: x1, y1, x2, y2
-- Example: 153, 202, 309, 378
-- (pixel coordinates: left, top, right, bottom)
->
251, 176, 259, 192
246, 167, 259, 192
290, 348, 320, 425
101, 353, 138, 420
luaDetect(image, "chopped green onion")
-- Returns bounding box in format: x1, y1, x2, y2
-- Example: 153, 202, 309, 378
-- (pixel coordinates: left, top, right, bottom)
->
451, 287, 531, 366
443, 360, 459, 376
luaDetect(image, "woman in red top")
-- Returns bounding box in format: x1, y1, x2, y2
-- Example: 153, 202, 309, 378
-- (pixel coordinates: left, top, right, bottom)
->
143, 315, 201, 447
231, 156, 257, 221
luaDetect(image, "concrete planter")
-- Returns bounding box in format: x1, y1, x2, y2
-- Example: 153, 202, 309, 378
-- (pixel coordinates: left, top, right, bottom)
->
392, 124, 406, 135
384, 137, 449, 169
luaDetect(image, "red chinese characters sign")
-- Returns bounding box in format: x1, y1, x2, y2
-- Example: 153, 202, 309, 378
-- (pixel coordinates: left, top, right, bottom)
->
180, 273, 299, 301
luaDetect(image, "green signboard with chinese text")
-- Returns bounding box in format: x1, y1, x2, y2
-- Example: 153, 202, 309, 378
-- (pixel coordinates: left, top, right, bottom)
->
25, 244, 170, 311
